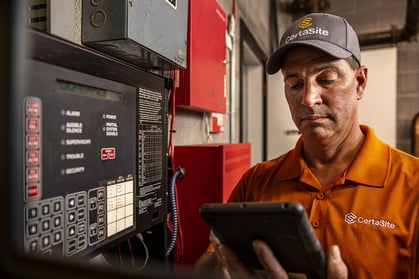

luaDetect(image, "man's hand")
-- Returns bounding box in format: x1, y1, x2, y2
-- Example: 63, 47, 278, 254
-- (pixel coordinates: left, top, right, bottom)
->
253, 240, 348, 279
208, 231, 348, 279
210, 231, 257, 278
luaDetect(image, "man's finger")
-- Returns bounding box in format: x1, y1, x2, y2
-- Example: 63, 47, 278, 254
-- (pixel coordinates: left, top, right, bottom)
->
252, 240, 288, 279
210, 231, 257, 279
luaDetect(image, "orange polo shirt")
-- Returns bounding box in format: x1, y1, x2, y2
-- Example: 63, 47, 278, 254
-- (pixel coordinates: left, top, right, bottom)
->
218, 125, 419, 278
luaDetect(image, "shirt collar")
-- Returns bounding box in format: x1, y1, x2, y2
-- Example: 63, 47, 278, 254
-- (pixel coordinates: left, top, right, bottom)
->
276, 125, 388, 188
345, 125, 388, 187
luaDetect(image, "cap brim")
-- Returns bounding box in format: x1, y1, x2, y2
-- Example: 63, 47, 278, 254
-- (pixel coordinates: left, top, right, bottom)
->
266, 40, 353, 74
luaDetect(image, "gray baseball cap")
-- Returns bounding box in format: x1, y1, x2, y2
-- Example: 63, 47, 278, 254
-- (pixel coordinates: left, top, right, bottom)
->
266, 13, 360, 74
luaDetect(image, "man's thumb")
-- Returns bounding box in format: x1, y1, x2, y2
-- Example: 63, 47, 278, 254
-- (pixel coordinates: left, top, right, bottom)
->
327, 245, 348, 279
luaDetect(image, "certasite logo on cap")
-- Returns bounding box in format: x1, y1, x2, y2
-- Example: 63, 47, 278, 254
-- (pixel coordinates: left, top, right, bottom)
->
298, 17, 313, 28
285, 17, 329, 44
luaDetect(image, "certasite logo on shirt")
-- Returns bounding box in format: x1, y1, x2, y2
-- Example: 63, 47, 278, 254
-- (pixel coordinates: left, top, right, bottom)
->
285, 17, 329, 44
344, 212, 396, 229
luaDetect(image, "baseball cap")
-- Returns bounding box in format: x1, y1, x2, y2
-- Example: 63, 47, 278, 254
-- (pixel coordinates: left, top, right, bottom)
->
266, 13, 360, 74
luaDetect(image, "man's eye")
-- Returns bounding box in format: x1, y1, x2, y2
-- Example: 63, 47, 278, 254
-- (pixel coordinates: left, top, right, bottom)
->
318, 79, 335, 85
286, 80, 303, 90
289, 83, 303, 90
317, 69, 338, 85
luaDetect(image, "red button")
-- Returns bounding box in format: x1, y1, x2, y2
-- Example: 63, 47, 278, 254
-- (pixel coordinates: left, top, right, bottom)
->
26, 134, 40, 149
26, 118, 39, 132
27, 183, 40, 199
26, 151, 39, 166
312, 220, 320, 228
26, 99, 40, 116
26, 167, 39, 182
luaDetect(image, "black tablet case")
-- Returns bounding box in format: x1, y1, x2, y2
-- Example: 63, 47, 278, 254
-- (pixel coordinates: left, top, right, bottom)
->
199, 201, 326, 279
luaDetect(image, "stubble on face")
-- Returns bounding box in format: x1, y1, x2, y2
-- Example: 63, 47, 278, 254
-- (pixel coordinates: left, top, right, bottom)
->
281, 47, 360, 141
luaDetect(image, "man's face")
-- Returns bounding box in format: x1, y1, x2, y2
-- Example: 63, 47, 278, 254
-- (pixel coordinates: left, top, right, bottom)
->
280, 46, 367, 141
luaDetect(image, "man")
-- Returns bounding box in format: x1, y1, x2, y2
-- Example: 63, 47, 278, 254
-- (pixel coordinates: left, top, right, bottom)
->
194, 13, 419, 279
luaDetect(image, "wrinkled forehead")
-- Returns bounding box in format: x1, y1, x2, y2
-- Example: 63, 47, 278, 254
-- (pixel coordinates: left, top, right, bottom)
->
281, 46, 339, 71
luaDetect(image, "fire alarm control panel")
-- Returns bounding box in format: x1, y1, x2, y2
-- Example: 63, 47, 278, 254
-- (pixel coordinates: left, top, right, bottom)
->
10, 29, 168, 259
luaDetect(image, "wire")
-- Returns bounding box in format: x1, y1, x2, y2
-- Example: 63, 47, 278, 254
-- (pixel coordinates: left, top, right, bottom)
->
166, 69, 186, 261
117, 243, 123, 267
136, 232, 149, 271
127, 238, 135, 269
173, 167, 185, 261
165, 167, 185, 256
167, 69, 178, 157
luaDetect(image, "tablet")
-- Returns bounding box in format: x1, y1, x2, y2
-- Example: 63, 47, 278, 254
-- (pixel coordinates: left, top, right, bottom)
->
199, 201, 326, 279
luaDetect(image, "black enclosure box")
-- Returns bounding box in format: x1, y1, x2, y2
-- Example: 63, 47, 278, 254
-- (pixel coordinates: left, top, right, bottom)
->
82, 0, 188, 72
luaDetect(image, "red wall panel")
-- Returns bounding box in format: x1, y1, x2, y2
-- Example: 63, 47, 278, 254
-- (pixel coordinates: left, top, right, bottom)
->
176, 0, 227, 113
173, 143, 251, 267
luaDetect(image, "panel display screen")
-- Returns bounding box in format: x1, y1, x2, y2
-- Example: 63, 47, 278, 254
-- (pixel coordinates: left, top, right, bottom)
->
56, 79, 122, 102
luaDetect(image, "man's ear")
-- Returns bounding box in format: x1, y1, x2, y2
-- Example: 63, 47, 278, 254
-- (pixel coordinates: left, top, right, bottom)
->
356, 66, 368, 100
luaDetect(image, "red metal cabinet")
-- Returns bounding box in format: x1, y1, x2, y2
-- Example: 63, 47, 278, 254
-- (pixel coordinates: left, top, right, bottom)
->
173, 143, 251, 266
176, 0, 227, 113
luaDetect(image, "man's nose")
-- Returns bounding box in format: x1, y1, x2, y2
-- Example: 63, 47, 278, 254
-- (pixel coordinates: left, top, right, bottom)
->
301, 81, 322, 107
